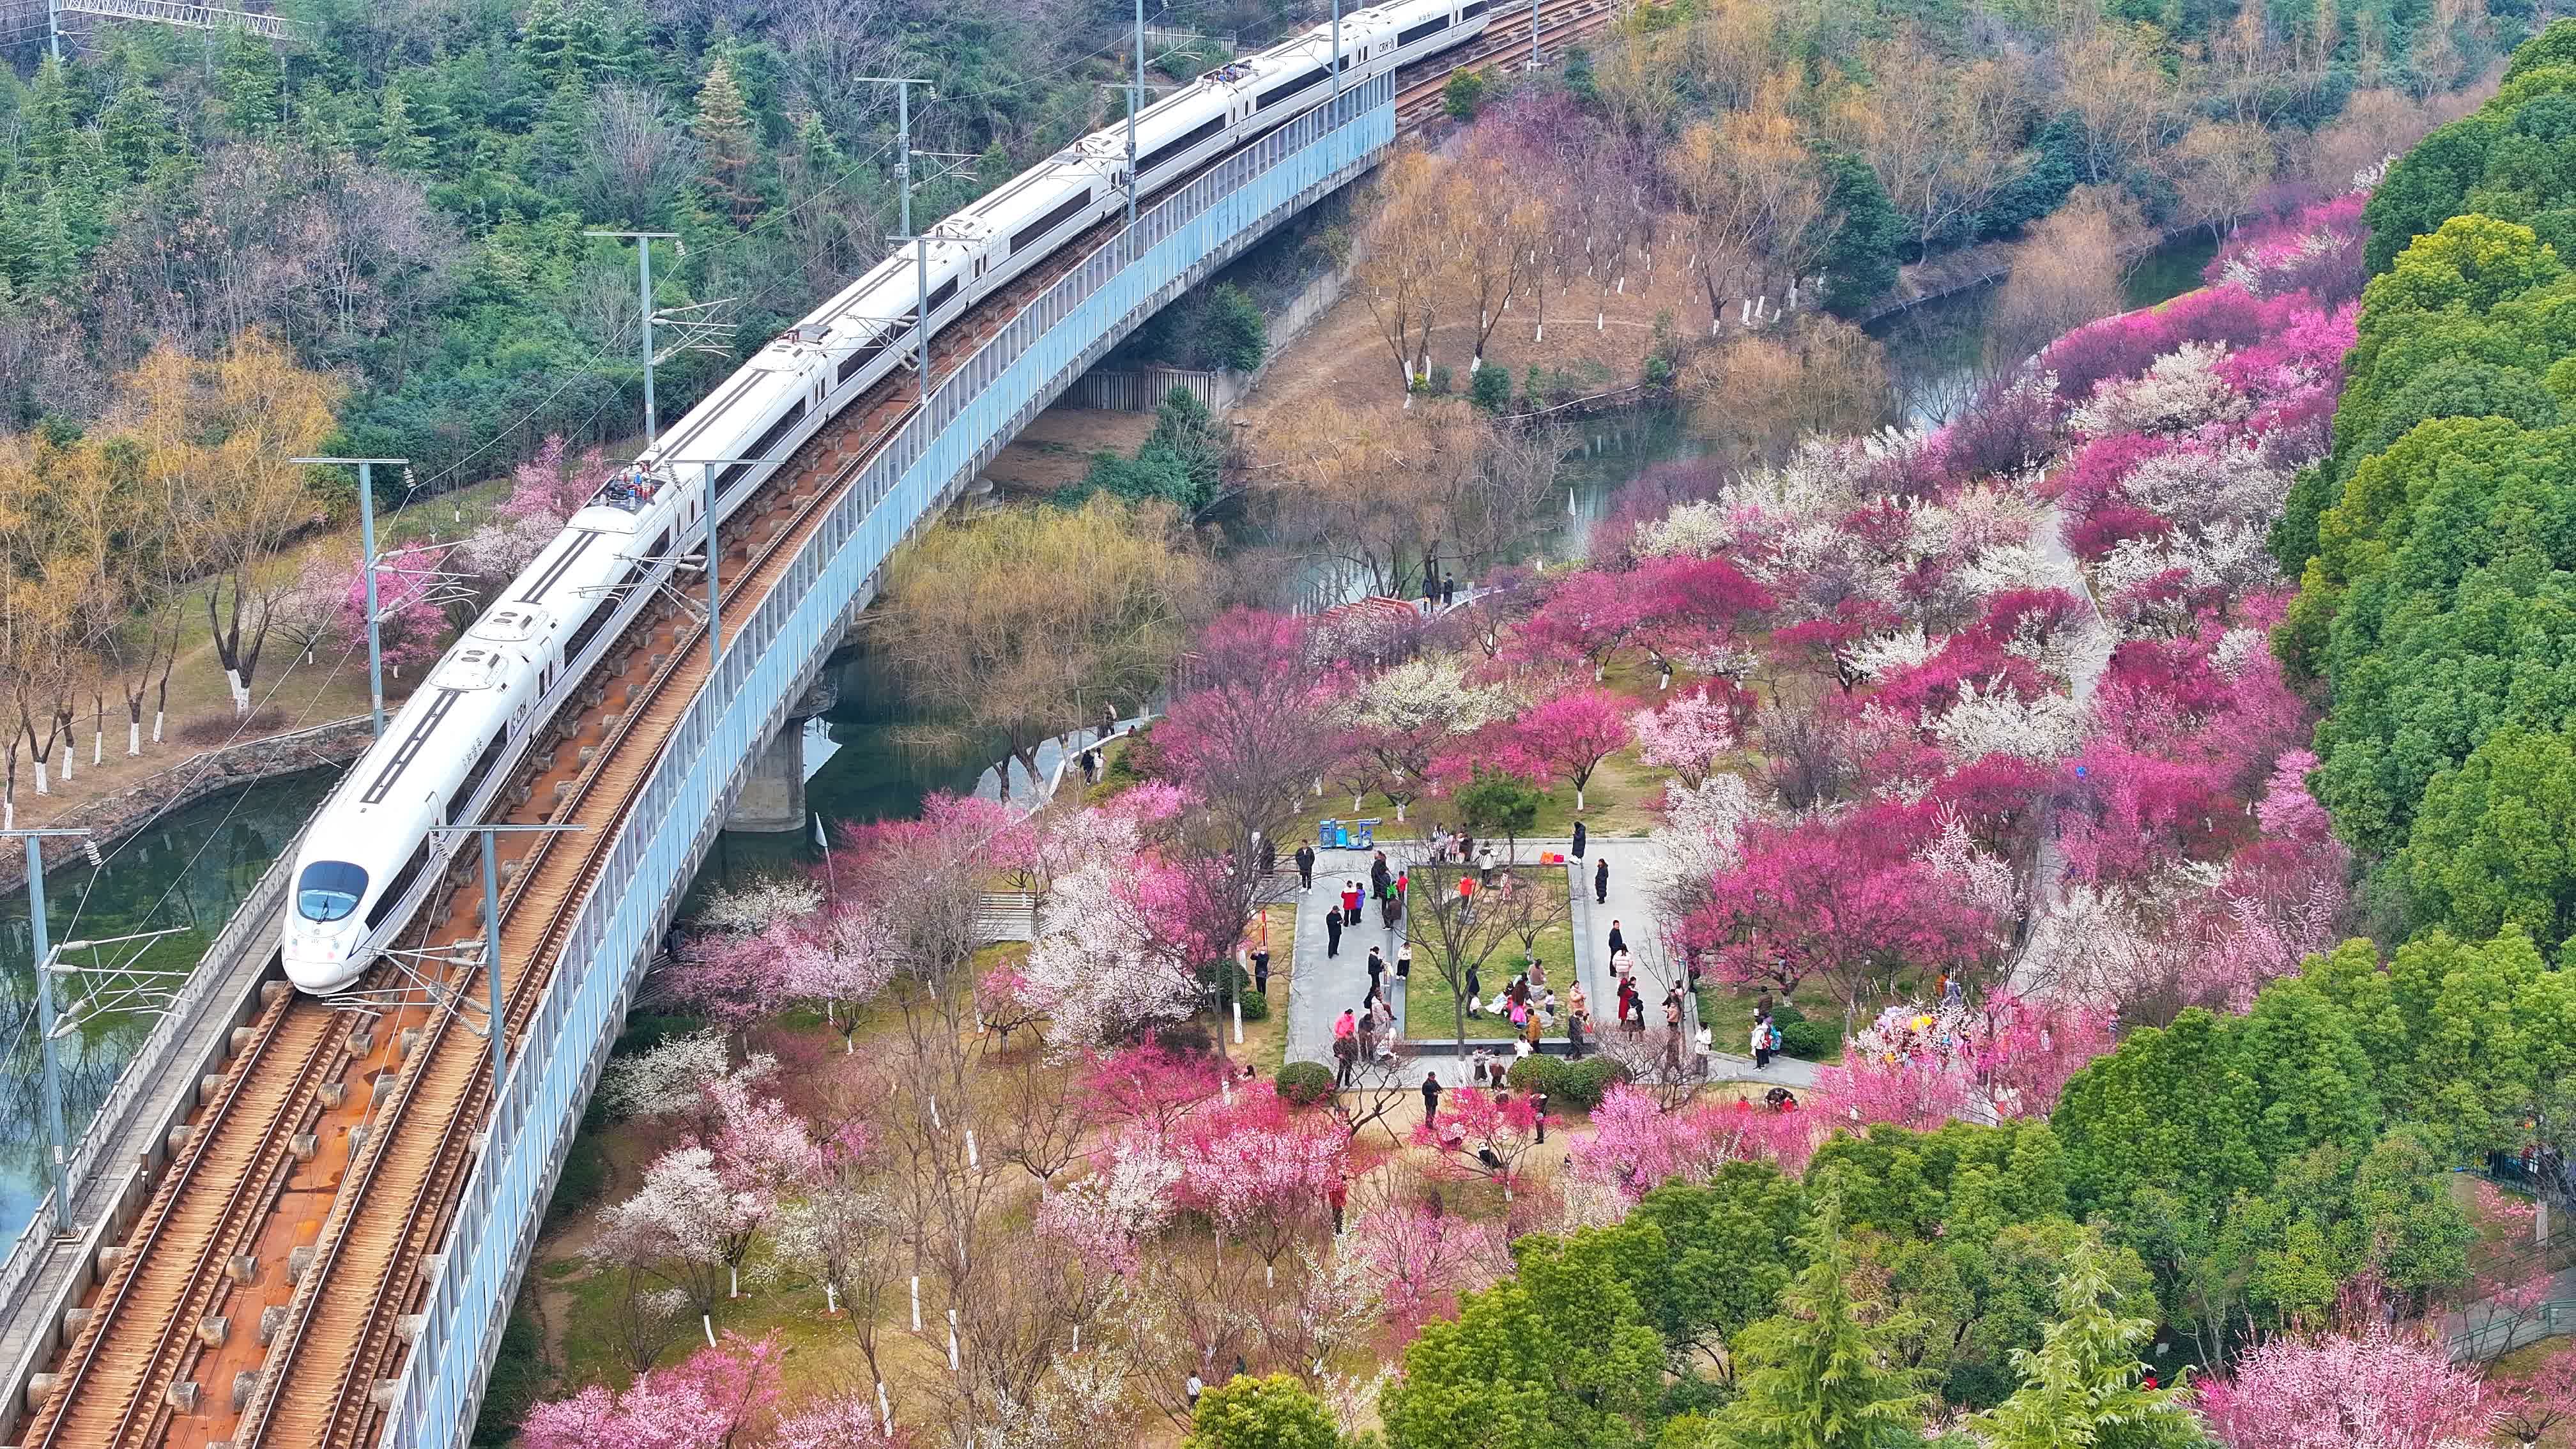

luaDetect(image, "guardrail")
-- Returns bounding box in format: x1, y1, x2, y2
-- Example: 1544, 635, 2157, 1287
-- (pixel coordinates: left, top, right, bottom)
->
0, 825, 302, 1319
379, 73, 1396, 1448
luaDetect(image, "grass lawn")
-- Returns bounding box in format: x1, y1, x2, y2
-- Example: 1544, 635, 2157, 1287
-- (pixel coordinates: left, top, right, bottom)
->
1400, 866, 1575, 1043
1232, 901, 1297, 1077
1694, 981, 1845, 1064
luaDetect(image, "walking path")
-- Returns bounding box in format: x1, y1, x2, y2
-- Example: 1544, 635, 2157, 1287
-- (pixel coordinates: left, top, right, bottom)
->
1278, 833, 1832, 1091
972, 712, 1154, 808
2012, 506, 2117, 997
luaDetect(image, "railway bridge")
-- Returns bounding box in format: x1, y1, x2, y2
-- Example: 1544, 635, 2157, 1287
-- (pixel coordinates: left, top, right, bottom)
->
0, 4, 1623, 1442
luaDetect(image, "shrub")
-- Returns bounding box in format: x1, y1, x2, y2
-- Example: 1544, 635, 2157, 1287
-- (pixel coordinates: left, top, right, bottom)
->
1470, 363, 1513, 411
1445, 68, 1487, 121
1507, 1054, 1567, 1098
1278, 1060, 1336, 1106
1559, 1057, 1626, 1109
1427, 365, 1455, 395
1200, 960, 1269, 1020
1777, 1018, 1838, 1060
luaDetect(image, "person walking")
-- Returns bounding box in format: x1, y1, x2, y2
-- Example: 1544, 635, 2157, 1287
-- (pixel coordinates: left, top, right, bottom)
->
1664, 988, 1683, 1035
1294, 842, 1315, 891
1365, 946, 1386, 999
1260, 836, 1277, 878
1328, 1170, 1349, 1234
1370, 851, 1390, 894
1101, 700, 1119, 742
1572, 820, 1586, 859
1381, 878, 1401, 929
1358, 1009, 1378, 1063
1477, 844, 1496, 887
1252, 946, 1271, 997
1531, 1089, 1549, 1144
1333, 1012, 1359, 1086
1456, 871, 1476, 921
1325, 905, 1344, 958
1395, 940, 1413, 981
1342, 880, 1363, 928
1078, 746, 1101, 786
1606, 919, 1627, 959
1595, 855, 1610, 904
1565, 1009, 1586, 1059
1421, 1071, 1443, 1125
1751, 1013, 1772, 1069
1441, 572, 1457, 608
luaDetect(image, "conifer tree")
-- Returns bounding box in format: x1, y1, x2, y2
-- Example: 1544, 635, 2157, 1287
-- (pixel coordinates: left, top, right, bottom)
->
521, 0, 608, 83
378, 83, 431, 172
1974, 1241, 2205, 1449
99, 84, 173, 183
693, 50, 757, 226
1710, 1197, 1931, 1449
29, 190, 79, 300
214, 29, 280, 137
25, 57, 78, 179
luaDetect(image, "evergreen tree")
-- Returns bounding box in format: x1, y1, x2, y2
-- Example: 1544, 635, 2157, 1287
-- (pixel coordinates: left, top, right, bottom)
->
25, 56, 78, 180
99, 83, 174, 183
214, 29, 280, 137
378, 83, 432, 173
693, 50, 757, 226
521, 0, 608, 84
1971, 1241, 2202, 1449
30, 189, 79, 299
1710, 1197, 1930, 1449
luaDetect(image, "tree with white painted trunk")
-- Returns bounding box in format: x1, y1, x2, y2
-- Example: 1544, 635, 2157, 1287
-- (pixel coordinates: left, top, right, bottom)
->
1351, 151, 1461, 399
122, 337, 341, 715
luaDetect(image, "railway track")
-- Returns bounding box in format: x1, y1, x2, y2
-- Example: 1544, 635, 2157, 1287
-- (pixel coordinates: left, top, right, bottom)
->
218, 234, 1105, 1449
20, 37, 1529, 1447
1394, 0, 1627, 130
19, 990, 349, 1449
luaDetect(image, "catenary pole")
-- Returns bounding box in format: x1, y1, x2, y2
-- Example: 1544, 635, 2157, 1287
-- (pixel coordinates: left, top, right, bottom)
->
8, 829, 91, 1238
857, 78, 936, 393
583, 231, 680, 445
292, 457, 410, 738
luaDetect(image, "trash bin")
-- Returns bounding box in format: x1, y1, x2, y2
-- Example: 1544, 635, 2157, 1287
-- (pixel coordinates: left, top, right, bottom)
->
1318, 818, 1338, 849
1333, 823, 1351, 848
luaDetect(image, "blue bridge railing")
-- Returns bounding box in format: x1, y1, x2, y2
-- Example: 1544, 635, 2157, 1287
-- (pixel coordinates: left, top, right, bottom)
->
378, 73, 1394, 1448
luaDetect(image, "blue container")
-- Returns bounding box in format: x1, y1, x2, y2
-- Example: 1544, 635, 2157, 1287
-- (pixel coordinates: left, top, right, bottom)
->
1335, 824, 1352, 848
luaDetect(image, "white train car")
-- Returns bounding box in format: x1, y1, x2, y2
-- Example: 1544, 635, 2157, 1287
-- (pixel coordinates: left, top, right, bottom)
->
282, 0, 1491, 993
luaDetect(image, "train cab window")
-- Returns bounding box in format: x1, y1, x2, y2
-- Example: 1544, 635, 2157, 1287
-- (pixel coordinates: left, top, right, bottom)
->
297, 861, 368, 922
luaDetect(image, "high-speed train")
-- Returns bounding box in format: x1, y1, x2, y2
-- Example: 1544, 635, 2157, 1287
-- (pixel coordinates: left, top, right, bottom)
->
281, 0, 1494, 993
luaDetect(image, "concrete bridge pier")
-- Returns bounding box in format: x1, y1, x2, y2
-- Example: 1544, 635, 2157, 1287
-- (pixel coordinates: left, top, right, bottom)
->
724, 676, 840, 833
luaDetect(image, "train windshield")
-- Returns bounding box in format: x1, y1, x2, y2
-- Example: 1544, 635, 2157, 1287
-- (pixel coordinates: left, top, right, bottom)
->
296, 861, 369, 923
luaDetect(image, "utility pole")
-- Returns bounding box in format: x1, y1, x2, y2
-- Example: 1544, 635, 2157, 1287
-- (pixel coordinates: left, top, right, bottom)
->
293, 457, 408, 737
47, 0, 60, 61
1129, 0, 1145, 229
1531, 0, 1540, 72
856, 78, 937, 394
672, 457, 770, 664
7, 829, 95, 1238
1331, 0, 1341, 94
584, 231, 680, 445
428, 823, 583, 1116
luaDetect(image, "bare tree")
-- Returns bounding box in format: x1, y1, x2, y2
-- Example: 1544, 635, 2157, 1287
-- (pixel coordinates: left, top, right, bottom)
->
1351, 151, 1461, 397
578, 83, 702, 226
1397, 846, 1569, 1052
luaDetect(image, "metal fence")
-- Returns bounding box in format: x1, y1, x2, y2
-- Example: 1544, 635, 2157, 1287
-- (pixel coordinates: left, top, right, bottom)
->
0, 824, 302, 1319
378, 73, 1394, 1449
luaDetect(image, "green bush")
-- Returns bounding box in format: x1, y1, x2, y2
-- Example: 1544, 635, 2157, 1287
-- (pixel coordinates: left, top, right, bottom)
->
1558, 1057, 1626, 1109
1445, 68, 1488, 120
1505, 1053, 1624, 1108
1470, 364, 1513, 411
1506, 1053, 1567, 1098
1278, 1060, 1336, 1106
1200, 960, 1269, 1020
1777, 1018, 1838, 1060
1427, 364, 1455, 395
